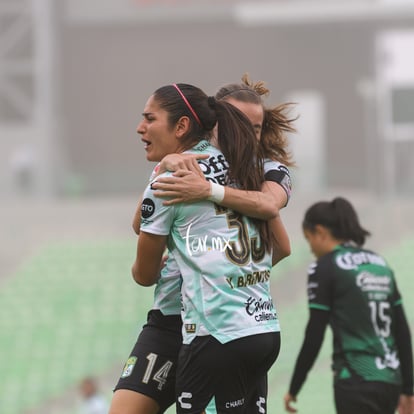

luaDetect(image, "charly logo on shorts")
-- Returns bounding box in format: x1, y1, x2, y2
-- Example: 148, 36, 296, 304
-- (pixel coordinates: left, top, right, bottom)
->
121, 356, 137, 378
178, 392, 192, 409
141, 198, 155, 219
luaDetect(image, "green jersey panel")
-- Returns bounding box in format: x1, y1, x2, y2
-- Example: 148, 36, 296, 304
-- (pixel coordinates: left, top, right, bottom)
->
307, 243, 403, 386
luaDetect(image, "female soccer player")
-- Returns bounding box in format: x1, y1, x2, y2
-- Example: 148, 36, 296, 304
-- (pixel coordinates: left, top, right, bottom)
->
149, 75, 297, 413
151, 74, 296, 236
133, 82, 280, 414
109, 78, 295, 414
284, 197, 414, 414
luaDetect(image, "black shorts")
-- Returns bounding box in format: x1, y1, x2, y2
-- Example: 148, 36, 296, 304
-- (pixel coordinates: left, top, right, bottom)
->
176, 332, 280, 414
114, 310, 182, 413
206, 376, 268, 414
334, 379, 400, 414
245, 375, 268, 414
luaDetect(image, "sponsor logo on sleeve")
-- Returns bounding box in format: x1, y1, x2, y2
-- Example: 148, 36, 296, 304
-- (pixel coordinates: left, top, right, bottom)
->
141, 198, 155, 219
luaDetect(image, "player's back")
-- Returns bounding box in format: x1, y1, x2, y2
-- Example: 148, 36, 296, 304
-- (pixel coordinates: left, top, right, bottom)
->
167, 141, 278, 345
316, 243, 402, 385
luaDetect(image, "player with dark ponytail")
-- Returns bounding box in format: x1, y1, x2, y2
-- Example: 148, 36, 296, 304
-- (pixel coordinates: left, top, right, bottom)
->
302, 197, 371, 246
284, 197, 413, 414
110, 82, 281, 414
148, 83, 271, 252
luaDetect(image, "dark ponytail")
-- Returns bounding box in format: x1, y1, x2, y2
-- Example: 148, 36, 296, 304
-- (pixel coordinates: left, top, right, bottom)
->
303, 197, 371, 246
212, 98, 271, 252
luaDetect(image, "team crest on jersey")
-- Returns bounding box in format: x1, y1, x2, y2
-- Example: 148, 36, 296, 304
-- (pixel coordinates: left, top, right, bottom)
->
121, 356, 137, 378
184, 323, 196, 334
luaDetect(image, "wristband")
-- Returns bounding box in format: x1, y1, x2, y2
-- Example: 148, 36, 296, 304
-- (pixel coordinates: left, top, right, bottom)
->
208, 182, 225, 203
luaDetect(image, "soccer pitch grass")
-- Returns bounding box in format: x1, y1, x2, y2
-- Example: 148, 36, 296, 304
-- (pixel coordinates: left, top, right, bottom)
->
1, 237, 413, 413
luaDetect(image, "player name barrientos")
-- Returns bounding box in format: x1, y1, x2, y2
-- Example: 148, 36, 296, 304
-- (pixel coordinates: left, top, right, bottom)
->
225, 270, 271, 289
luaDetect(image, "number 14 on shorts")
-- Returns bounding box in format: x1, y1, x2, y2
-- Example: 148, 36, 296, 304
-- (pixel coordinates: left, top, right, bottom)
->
121, 353, 173, 390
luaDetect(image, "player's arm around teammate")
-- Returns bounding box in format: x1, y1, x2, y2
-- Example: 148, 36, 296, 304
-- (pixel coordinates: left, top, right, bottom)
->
150, 159, 291, 262
150, 76, 295, 414
150, 79, 296, 222
131, 82, 270, 288
151, 165, 284, 220
151, 75, 296, 269
133, 83, 280, 414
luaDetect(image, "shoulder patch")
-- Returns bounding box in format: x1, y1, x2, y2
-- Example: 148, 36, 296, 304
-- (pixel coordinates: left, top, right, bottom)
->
264, 166, 292, 202
121, 356, 137, 378
141, 198, 155, 219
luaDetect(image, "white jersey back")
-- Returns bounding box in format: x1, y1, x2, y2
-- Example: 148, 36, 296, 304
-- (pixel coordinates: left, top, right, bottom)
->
141, 140, 280, 344
152, 255, 182, 315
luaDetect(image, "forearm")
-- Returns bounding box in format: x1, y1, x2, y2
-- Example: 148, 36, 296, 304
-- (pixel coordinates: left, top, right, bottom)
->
289, 309, 329, 396
395, 305, 414, 395
219, 186, 278, 220
220, 180, 287, 220
152, 174, 287, 220
132, 232, 167, 286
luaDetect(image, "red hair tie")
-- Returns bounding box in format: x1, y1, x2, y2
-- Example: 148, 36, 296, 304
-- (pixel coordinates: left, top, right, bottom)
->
172, 83, 202, 126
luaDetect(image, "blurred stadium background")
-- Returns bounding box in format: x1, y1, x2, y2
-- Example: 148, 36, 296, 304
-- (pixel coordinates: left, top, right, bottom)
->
1, 0, 413, 413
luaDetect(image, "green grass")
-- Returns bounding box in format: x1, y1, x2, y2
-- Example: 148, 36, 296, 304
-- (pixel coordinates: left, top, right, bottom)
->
1, 235, 413, 413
